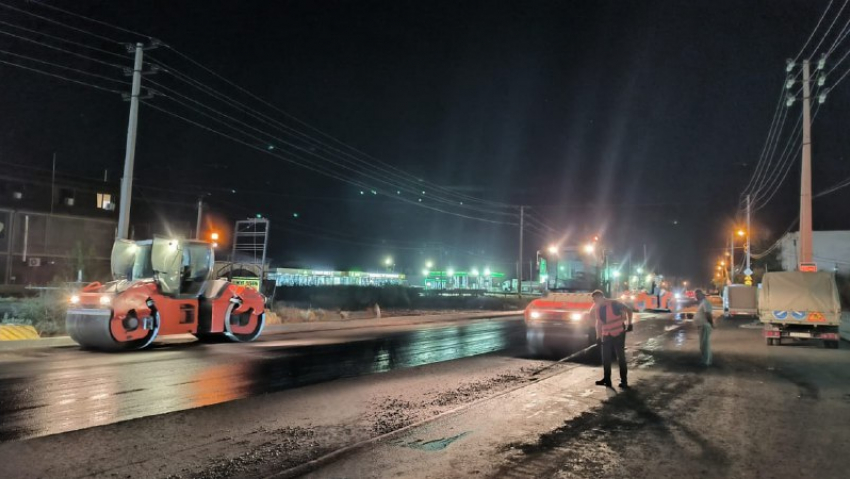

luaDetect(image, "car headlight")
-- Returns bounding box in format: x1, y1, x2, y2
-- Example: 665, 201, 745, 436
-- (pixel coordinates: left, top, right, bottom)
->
570, 312, 583, 321
69, 295, 80, 305
529, 310, 541, 319
99, 296, 112, 306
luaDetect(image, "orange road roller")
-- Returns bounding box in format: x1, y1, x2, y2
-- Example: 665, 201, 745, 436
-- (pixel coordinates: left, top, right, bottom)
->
66, 237, 266, 351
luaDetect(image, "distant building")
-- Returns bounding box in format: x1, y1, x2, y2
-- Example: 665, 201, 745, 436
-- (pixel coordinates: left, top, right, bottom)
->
0, 167, 197, 285
269, 268, 406, 287
778, 231, 850, 275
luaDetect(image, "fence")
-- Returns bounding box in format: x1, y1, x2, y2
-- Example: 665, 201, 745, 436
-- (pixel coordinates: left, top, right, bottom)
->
0, 209, 116, 285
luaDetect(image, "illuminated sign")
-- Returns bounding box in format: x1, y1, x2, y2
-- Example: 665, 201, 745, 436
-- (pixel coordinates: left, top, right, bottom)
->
799, 263, 818, 272
232, 277, 261, 290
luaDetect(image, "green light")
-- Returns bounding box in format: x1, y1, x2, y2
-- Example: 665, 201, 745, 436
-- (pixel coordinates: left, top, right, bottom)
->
293, 213, 299, 218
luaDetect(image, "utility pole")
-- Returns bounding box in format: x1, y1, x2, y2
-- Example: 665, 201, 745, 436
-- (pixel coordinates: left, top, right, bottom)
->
746, 194, 752, 272
50, 152, 56, 215
195, 198, 204, 239
799, 59, 814, 266
117, 43, 145, 240
518, 206, 524, 298
730, 232, 734, 284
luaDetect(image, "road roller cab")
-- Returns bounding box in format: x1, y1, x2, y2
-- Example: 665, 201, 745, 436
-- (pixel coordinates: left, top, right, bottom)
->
67, 237, 266, 351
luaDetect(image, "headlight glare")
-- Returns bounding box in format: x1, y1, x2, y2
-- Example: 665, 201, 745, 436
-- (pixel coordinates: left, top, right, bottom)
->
529, 310, 541, 319
570, 312, 583, 321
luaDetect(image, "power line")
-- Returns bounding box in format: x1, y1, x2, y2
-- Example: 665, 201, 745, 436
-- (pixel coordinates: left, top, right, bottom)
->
794, 0, 836, 62
0, 56, 123, 93
0, 48, 129, 85
0, 18, 128, 59
0, 28, 125, 69
144, 76, 516, 218
147, 54, 515, 213
809, 0, 849, 58
740, 84, 790, 202
155, 47, 515, 210
141, 100, 518, 226
26, 0, 152, 40
0, 0, 121, 44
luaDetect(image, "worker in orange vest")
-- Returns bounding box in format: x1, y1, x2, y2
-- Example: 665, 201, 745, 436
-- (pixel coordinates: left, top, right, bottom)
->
590, 290, 634, 389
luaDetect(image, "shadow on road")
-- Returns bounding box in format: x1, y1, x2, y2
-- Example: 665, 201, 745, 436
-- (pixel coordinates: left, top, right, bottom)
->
493, 373, 729, 479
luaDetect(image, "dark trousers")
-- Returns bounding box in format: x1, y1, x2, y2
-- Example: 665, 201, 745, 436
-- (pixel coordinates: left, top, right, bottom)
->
601, 333, 627, 383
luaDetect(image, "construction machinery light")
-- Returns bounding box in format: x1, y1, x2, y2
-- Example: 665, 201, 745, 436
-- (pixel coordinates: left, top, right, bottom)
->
69, 295, 80, 305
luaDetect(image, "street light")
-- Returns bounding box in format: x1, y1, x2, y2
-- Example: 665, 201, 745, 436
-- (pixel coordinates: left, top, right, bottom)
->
547, 245, 558, 255
583, 243, 595, 254
425, 260, 434, 269
384, 257, 393, 266
737, 229, 746, 237
612, 271, 621, 278
636, 267, 643, 274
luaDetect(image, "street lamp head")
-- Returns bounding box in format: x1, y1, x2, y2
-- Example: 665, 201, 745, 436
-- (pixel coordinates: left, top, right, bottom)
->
737, 229, 746, 237
425, 260, 434, 269
547, 245, 558, 255
384, 257, 393, 266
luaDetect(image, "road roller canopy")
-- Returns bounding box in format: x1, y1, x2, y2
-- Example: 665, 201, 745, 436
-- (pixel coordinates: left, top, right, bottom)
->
111, 238, 215, 295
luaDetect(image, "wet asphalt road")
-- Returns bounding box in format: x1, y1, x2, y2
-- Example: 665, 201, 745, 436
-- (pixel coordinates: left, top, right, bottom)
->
0, 317, 529, 441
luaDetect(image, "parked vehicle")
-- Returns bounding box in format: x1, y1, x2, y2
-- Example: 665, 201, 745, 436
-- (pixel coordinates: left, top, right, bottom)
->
723, 284, 758, 318
758, 271, 841, 348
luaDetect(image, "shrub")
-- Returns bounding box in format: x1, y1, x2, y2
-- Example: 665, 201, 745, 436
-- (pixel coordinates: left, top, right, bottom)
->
13, 289, 69, 337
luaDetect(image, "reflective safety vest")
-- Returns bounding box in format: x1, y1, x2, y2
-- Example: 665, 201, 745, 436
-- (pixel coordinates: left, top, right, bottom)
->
597, 301, 625, 337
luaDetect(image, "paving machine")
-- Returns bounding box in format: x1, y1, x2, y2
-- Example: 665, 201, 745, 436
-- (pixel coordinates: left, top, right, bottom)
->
66, 237, 266, 351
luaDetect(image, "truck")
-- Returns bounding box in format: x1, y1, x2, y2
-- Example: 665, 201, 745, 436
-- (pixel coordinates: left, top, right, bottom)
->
66, 237, 266, 351
758, 271, 841, 349
723, 284, 758, 318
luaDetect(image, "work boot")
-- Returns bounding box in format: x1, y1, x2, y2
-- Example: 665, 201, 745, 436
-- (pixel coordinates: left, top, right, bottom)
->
619, 381, 630, 389
595, 379, 612, 387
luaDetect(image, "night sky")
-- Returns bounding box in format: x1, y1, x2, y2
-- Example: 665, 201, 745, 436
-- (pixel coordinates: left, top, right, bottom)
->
1, 0, 849, 281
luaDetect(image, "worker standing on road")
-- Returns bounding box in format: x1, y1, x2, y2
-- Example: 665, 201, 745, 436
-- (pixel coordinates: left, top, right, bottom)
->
590, 290, 633, 389
694, 289, 714, 366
